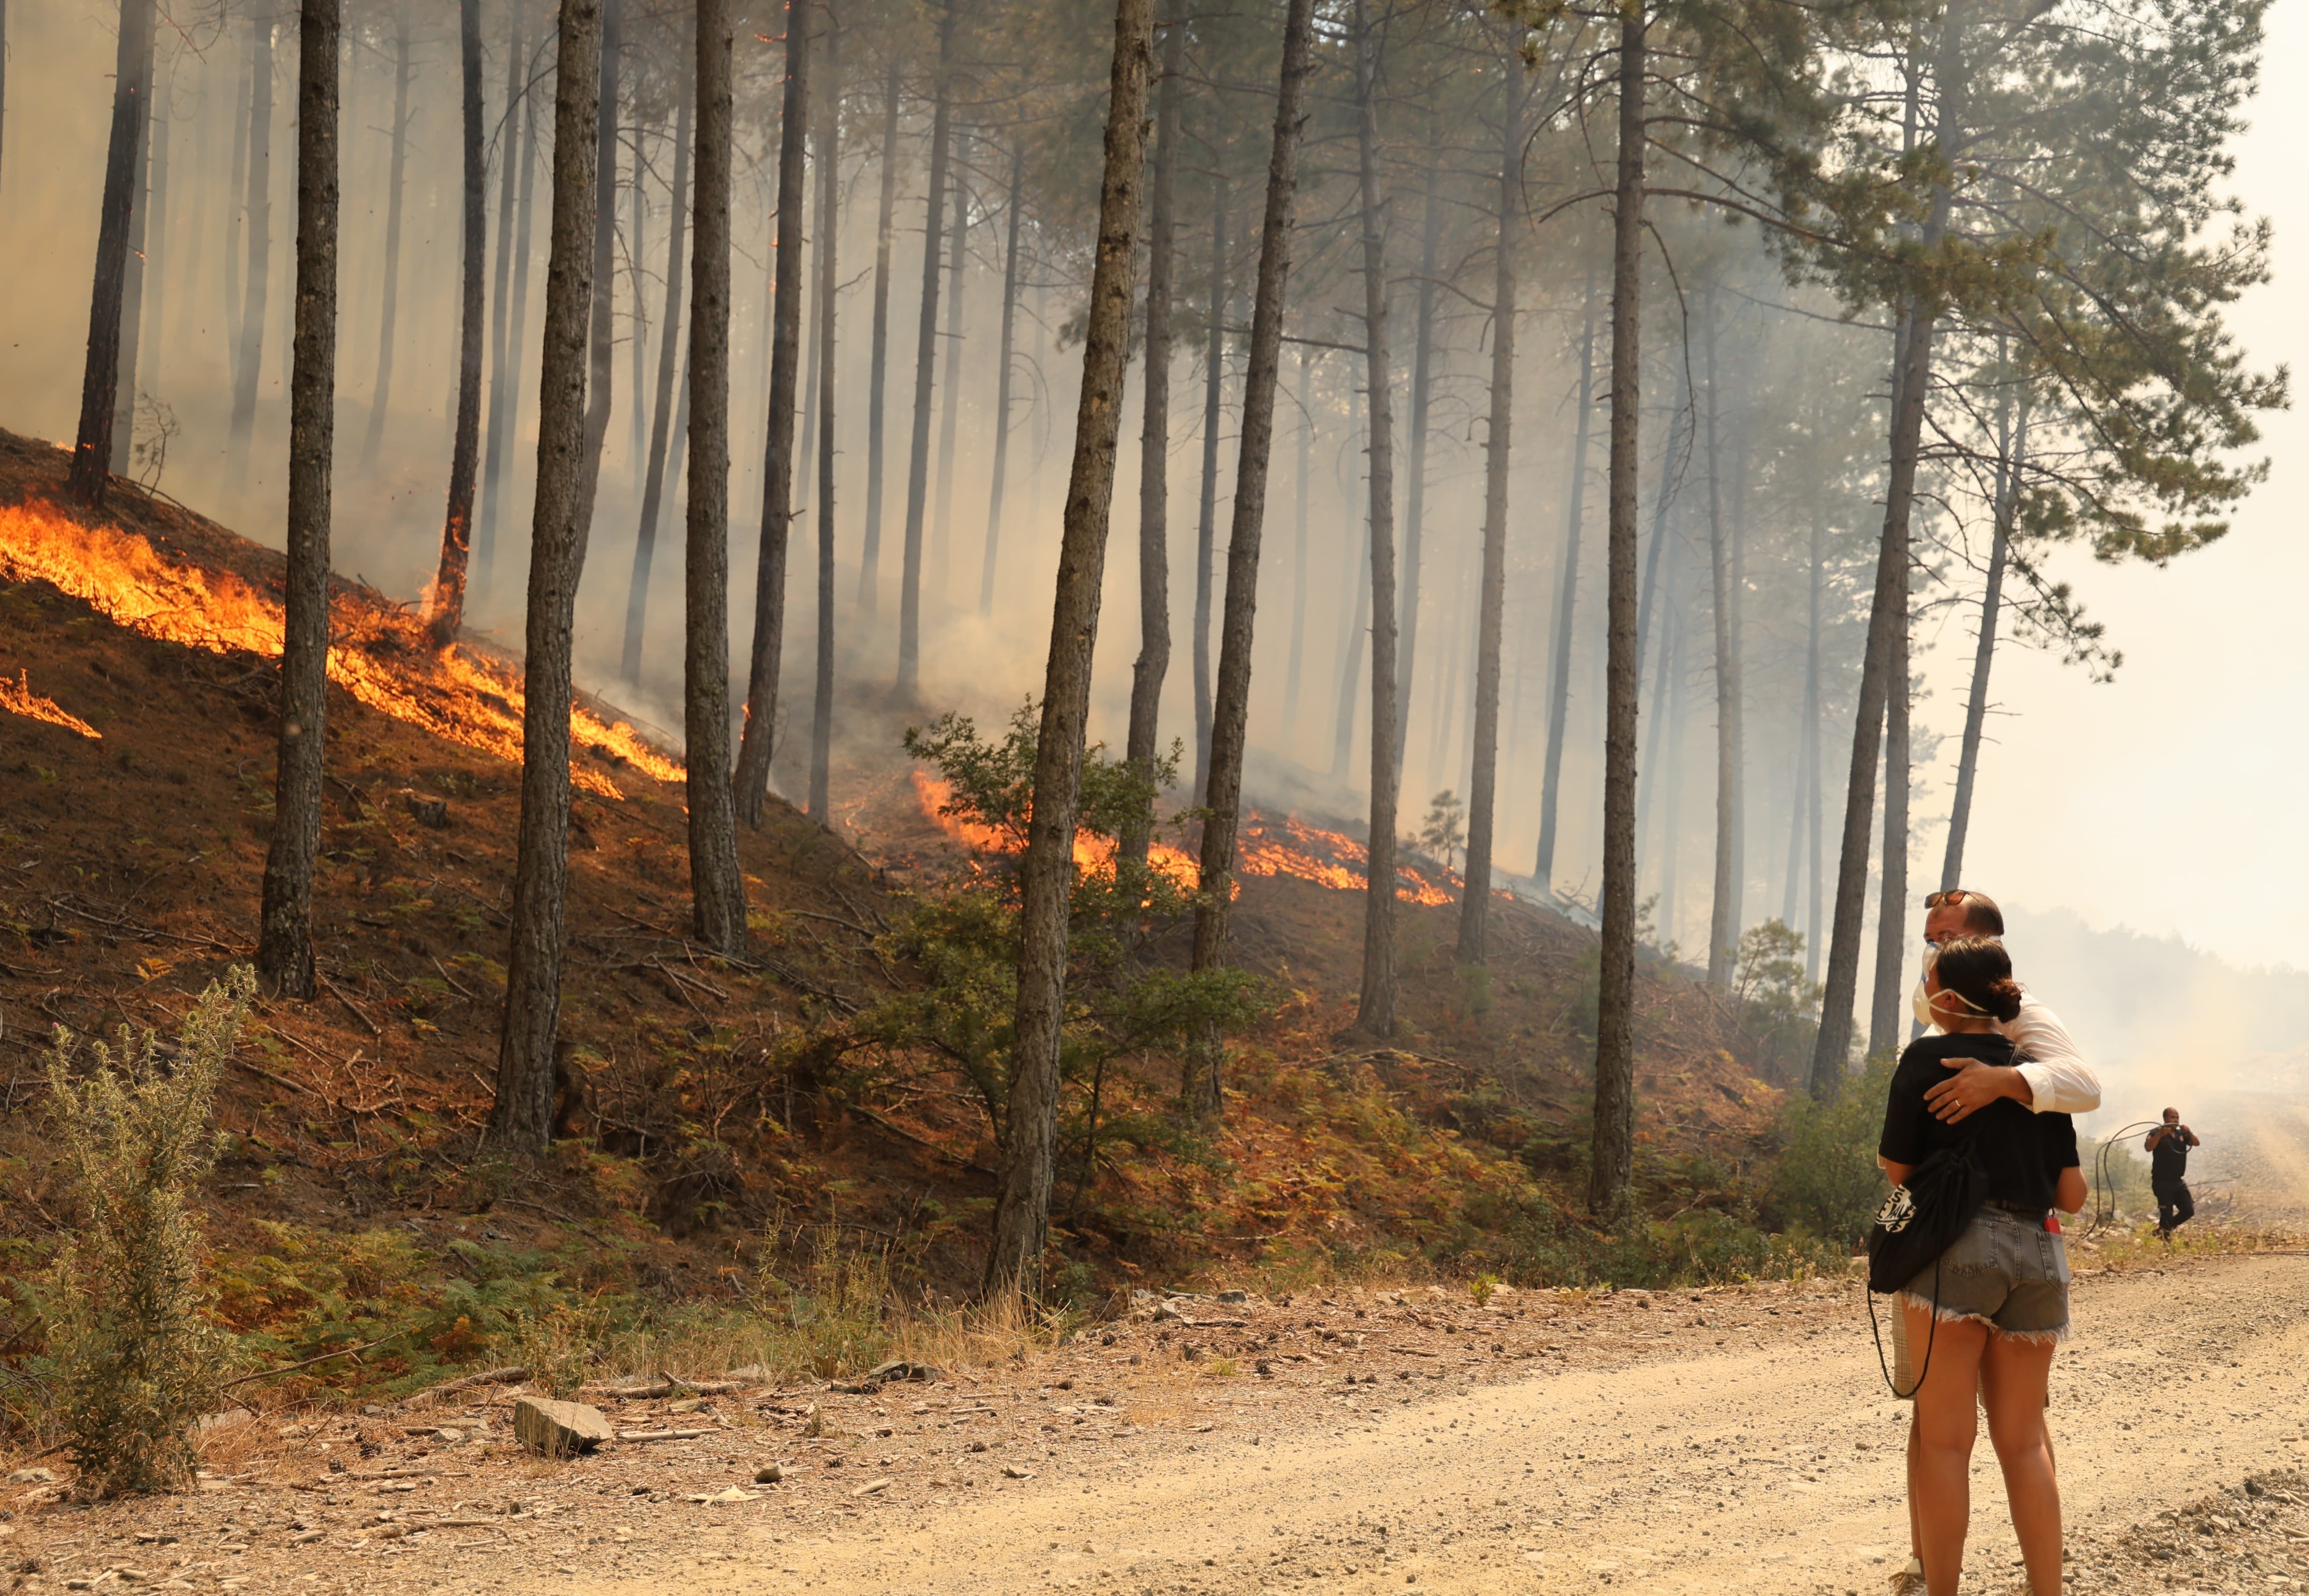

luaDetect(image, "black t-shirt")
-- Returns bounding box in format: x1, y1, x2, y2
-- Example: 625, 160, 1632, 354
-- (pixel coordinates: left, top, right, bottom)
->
1878, 1033, 2080, 1212
2150, 1128, 2191, 1183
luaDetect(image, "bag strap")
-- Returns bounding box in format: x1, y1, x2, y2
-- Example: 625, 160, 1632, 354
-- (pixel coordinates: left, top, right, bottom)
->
1867, 1252, 1941, 1400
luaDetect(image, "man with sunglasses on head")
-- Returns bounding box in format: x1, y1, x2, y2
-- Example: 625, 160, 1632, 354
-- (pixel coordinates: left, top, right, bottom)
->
1913, 889, 2101, 1123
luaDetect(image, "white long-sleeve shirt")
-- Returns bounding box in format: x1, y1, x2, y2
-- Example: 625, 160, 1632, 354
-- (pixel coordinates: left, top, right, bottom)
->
1997, 996, 2102, 1115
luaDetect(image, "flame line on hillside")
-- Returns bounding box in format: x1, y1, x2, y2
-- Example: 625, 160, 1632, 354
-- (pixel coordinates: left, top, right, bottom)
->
0, 668, 102, 739
0, 501, 682, 798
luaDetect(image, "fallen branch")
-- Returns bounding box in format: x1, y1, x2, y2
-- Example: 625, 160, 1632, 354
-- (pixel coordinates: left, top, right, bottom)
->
221, 1328, 412, 1389
409, 1365, 530, 1405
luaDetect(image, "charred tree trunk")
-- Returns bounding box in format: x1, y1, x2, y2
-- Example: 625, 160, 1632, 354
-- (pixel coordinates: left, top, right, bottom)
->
255, 0, 338, 999
427, 0, 490, 648
491, 0, 608, 1154
1351, 0, 1400, 1038
359, 8, 409, 472
894, 0, 956, 697
686, 0, 747, 952
1587, 10, 1645, 1228
619, 35, 694, 682
978, 141, 1025, 615
806, 3, 840, 823
732, 0, 810, 822
227, 9, 275, 481
1282, 346, 1313, 725
1942, 391, 2026, 891
65, 0, 156, 507
1534, 260, 1596, 888
1191, 185, 1226, 801
1454, 62, 1524, 964
581, 0, 621, 479
857, 60, 899, 614
1702, 289, 1743, 989
477, 0, 532, 584
108, 50, 158, 477
1119, 23, 1181, 866
982, 0, 1153, 1303
1182, 0, 1317, 1120
1395, 135, 1441, 782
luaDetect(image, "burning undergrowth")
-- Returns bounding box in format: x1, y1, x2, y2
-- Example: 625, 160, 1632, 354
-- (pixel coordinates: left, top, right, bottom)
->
0, 431, 1820, 1361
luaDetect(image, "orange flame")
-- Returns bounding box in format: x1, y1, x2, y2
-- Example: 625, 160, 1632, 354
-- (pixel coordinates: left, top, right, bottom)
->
909, 771, 1452, 906
0, 501, 682, 799
0, 668, 101, 739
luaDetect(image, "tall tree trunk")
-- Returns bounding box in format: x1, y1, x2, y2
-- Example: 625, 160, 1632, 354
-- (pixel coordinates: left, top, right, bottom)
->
619, 38, 694, 681
427, 0, 490, 648
1454, 61, 1524, 964
227, 9, 276, 482
1395, 134, 1441, 780
65, 0, 155, 507
109, 50, 158, 477
857, 60, 899, 614
629, 161, 647, 482
1804, 513, 1824, 978
140, 66, 172, 411
1658, 606, 1687, 940
732, 0, 810, 822
1867, 542, 1911, 1053
931, 136, 968, 600
807, 1, 841, 823
477, 0, 531, 585
1534, 261, 1596, 886
0, 0, 8, 202
226, 43, 250, 400
582, 0, 621, 477
894, 0, 955, 697
1942, 391, 2026, 890
1281, 346, 1313, 726
1782, 509, 1820, 927
360, 7, 409, 472
1702, 288, 1743, 989
1191, 185, 1226, 799
981, 0, 1153, 1303
492, 0, 608, 1154
1351, 0, 1400, 1038
257, 0, 339, 998
687, 0, 747, 951
978, 141, 1025, 614
1330, 385, 1370, 782
1587, 9, 1645, 1228
1182, 0, 1317, 1121
1120, 23, 1181, 865
1811, 9, 1961, 1095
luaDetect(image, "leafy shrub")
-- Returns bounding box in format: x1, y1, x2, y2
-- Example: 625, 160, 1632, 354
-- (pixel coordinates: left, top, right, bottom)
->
43, 968, 250, 1495
1764, 1052, 1897, 1247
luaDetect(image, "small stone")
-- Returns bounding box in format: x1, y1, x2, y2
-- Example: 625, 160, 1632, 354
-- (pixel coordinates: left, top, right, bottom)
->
753, 1465, 783, 1485
1001, 1465, 1034, 1480
1217, 1290, 1248, 1304
512, 1396, 614, 1457
5, 1469, 55, 1485
705, 1486, 758, 1503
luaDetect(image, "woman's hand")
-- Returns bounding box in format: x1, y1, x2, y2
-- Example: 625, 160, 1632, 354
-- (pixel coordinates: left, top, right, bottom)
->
2056, 1165, 2087, 1215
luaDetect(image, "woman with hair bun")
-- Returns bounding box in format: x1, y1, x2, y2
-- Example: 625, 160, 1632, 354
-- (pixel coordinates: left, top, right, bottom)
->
1878, 935, 2088, 1596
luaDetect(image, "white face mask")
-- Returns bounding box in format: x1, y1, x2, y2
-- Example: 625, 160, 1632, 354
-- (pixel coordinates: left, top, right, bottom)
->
1912, 976, 1938, 1031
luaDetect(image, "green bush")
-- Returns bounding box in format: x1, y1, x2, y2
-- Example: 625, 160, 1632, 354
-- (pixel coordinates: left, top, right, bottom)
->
43, 968, 249, 1495
1764, 1052, 1896, 1248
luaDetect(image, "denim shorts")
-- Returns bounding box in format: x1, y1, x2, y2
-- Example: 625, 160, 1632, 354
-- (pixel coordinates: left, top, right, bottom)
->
1898, 1204, 2071, 1340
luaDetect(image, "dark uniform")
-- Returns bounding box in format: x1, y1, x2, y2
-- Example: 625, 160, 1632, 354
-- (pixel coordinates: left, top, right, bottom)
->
2150, 1125, 2195, 1235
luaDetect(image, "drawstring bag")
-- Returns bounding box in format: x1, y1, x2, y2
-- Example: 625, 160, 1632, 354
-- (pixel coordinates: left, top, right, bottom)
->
1865, 1131, 1989, 1397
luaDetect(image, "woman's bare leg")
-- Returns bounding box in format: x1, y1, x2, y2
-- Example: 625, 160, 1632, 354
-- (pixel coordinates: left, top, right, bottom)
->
1904, 1302, 1991, 1596
1981, 1331, 2063, 1596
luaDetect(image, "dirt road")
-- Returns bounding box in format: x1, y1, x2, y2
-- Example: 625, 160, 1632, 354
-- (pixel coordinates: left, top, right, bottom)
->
543, 1254, 2309, 1596
14, 1252, 2307, 1596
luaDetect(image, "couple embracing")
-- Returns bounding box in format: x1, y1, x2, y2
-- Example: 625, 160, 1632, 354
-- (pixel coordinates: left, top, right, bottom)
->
1874, 888, 2101, 1596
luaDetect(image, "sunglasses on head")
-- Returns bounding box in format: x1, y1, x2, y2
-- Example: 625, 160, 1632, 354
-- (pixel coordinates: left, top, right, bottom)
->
1924, 889, 1977, 909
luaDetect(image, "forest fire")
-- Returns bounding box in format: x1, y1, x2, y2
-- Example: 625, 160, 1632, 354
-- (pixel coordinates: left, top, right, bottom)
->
0, 668, 102, 739
0, 500, 682, 799
909, 770, 1457, 907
